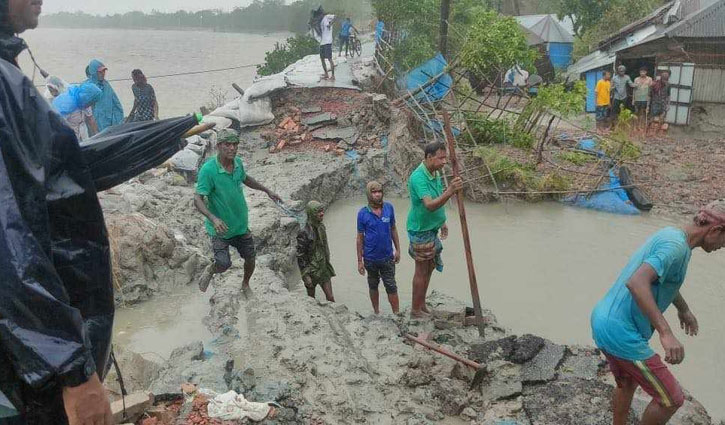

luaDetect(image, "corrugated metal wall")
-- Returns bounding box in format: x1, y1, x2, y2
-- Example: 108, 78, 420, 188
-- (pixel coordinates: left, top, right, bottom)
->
693, 66, 725, 103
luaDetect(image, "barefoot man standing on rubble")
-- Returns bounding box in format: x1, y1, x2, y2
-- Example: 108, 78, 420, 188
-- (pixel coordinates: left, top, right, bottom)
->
357, 181, 402, 315
407, 142, 463, 318
591, 200, 725, 425
195, 129, 281, 294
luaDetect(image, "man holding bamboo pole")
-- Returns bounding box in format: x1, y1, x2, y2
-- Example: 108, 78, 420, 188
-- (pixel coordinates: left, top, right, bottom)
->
406, 142, 463, 318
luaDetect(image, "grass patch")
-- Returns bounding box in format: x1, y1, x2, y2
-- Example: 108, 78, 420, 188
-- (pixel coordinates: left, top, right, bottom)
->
557, 151, 595, 166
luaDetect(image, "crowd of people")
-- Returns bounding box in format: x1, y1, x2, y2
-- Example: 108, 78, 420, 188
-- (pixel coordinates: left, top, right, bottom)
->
43, 62, 159, 141
2, 1, 724, 425
595, 65, 671, 134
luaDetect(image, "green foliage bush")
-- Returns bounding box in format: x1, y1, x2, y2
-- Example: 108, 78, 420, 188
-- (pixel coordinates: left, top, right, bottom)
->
256, 34, 319, 76
557, 151, 594, 166
466, 115, 535, 149
475, 147, 573, 196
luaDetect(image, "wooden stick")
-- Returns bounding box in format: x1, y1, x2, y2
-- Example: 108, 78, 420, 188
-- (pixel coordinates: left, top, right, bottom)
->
405, 333, 484, 370
441, 110, 485, 338
182, 122, 216, 138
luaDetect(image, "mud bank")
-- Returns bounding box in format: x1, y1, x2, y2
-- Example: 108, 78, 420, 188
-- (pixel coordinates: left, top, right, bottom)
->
104, 87, 715, 423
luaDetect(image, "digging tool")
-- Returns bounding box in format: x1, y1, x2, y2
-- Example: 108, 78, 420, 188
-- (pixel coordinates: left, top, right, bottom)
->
405, 333, 487, 390
441, 110, 486, 338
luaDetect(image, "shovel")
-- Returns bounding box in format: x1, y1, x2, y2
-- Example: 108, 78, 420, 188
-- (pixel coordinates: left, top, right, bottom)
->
405, 333, 487, 390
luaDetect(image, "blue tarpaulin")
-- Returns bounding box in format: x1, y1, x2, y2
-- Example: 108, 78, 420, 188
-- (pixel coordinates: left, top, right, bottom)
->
399, 53, 453, 103
563, 169, 639, 215
563, 138, 639, 215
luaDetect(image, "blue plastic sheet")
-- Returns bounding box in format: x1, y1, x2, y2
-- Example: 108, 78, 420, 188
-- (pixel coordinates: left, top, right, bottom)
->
577, 138, 606, 158
399, 53, 453, 103
563, 169, 640, 215
51, 82, 102, 116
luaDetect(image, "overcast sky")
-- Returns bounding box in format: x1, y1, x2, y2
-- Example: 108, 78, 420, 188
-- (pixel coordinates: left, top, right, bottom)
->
43, 0, 254, 15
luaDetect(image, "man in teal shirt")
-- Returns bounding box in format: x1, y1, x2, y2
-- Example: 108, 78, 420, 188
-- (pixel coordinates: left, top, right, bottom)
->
406, 142, 462, 318
194, 129, 280, 293
591, 200, 725, 425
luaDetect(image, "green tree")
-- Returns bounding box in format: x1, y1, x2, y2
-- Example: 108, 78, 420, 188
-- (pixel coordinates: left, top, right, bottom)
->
570, 0, 661, 58
256, 34, 319, 76
460, 10, 538, 79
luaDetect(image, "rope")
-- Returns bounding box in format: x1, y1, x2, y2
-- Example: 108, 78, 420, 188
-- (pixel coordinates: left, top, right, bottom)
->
34, 62, 260, 87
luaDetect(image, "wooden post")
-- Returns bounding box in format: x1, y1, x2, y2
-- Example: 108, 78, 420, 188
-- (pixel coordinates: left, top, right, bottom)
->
440, 0, 451, 59
441, 110, 486, 338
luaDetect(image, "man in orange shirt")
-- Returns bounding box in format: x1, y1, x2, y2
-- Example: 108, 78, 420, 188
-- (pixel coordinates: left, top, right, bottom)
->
595, 71, 612, 132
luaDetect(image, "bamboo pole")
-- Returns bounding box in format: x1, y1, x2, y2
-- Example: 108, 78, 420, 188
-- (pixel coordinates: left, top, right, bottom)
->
441, 110, 486, 338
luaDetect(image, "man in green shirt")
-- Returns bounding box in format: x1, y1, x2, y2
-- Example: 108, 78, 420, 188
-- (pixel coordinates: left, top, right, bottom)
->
194, 129, 281, 293
407, 142, 463, 318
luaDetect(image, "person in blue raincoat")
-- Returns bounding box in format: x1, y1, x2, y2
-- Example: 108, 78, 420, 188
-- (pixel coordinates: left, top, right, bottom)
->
85, 59, 123, 132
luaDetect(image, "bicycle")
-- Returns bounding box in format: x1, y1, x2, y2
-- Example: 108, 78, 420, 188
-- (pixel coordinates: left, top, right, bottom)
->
349, 32, 362, 57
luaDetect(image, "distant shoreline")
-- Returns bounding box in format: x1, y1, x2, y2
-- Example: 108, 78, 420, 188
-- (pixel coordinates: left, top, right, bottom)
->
37, 25, 296, 36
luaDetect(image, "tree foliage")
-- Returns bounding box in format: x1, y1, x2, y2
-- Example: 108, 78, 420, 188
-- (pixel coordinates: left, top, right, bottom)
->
460, 10, 538, 79
558, 0, 662, 54
256, 34, 319, 76
571, 0, 661, 58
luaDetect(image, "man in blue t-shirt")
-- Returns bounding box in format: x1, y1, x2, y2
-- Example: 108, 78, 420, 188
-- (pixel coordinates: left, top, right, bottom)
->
338, 17, 356, 57
591, 200, 725, 425
356, 181, 401, 314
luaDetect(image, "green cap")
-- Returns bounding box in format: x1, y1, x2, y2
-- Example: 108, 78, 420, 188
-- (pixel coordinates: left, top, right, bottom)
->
217, 129, 240, 144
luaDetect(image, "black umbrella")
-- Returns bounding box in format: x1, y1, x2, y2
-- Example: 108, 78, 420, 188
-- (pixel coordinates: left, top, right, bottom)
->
80, 115, 203, 192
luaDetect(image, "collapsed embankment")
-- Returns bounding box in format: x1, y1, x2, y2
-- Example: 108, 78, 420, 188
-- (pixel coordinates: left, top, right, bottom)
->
102, 85, 715, 424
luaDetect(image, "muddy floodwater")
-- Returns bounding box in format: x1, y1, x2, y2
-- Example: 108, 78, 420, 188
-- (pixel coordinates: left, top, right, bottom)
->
115, 200, 725, 420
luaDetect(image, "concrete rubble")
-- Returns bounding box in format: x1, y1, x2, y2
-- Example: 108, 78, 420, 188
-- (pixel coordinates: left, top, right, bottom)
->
103, 75, 715, 423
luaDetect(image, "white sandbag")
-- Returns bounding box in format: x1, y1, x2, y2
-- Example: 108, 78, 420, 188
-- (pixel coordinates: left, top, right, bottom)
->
200, 115, 233, 130
169, 148, 200, 172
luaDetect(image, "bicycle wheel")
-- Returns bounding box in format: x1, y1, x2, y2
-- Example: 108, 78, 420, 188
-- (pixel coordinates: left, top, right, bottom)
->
354, 39, 362, 57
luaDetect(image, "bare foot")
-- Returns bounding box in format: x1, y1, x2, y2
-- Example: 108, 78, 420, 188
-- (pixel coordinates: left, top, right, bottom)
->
267, 407, 278, 420
421, 304, 431, 314
330, 75, 336, 81
242, 285, 253, 299
410, 310, 431, 319
321, 74, 329, 80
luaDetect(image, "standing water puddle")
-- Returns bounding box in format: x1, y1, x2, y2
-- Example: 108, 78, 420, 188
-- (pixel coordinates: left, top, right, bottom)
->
113, 198, 725, 420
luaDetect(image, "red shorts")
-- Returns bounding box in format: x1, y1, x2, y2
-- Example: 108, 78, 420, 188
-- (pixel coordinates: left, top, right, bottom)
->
603, 351, 685, 408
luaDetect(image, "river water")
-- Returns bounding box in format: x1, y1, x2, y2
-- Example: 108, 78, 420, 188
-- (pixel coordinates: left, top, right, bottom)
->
17, 28, 290, 117
113, 198, 725, 420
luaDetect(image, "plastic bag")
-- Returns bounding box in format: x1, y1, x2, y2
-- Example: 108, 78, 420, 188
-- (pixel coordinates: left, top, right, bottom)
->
80, 115, 199, 191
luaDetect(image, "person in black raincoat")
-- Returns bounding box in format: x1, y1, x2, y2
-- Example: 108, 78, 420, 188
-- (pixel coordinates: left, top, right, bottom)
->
0, 1, 114, 424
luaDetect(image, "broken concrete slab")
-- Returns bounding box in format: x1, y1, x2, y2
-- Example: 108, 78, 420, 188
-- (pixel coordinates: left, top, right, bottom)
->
557, 348, 603, 381
510, 334, 546, 364
312, 126, 360, 146
302, 112, 337, 127
481, 360, 523, 402
522, 378, 637, 425
521, 340, 565, 383
111, 392, 154, 424
469, 336, 517, 364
